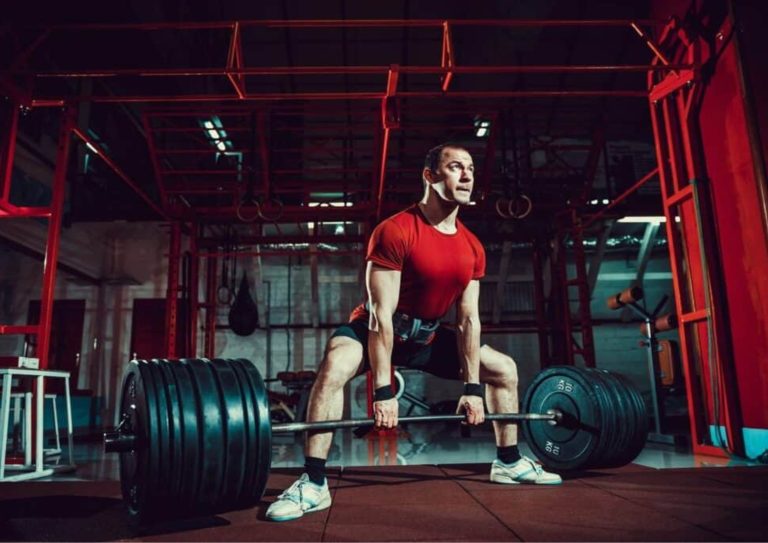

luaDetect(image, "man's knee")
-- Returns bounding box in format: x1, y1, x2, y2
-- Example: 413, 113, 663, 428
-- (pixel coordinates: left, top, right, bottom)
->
315, 340, 362, 391
481, 347, 518, 388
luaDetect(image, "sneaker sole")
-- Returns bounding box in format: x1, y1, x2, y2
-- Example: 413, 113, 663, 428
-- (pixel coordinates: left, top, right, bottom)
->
490, 473, 563, 486
266, 495, 333, 522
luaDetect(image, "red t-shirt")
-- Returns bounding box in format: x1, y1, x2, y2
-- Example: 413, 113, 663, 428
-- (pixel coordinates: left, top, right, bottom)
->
350, 205, 485, 321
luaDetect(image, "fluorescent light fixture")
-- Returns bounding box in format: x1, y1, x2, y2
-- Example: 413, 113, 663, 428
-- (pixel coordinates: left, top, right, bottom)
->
474, 117, 491, 138
307, 201, 353, 208
474, 120, 491, 138
85, 141, 99, 154
602, 199, 610, 205
618, 216, 666, 224
201, 116, 232, 153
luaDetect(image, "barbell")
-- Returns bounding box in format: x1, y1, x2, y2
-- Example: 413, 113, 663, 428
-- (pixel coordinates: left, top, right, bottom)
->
104, 358, 648, 521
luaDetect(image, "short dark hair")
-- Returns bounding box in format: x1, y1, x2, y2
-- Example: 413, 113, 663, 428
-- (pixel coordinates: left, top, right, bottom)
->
424, 143, 469, 173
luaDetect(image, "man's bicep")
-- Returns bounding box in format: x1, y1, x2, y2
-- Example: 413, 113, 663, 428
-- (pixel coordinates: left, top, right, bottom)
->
456, 279, 481, 319
366, 262, 401, 314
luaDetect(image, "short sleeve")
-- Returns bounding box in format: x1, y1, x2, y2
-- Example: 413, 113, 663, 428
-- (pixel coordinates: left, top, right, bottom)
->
471, 237, 486, 280
367, 219, 408, 270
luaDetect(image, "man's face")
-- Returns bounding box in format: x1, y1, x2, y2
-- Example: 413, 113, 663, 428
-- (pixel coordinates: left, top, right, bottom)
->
425, 147, 475, 205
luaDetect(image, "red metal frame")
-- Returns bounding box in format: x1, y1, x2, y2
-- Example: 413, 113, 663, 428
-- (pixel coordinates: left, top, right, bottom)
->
647, 21, 744, 457
5, 18, 721, 435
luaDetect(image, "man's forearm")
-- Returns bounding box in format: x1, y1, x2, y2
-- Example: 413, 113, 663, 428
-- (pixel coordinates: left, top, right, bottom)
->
368, 324, 394, 388
457, 315, 481, 383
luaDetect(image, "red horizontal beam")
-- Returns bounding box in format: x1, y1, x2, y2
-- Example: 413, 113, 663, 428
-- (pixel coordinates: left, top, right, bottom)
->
0, 202, 51, 218
0, 325, 39, 335
41, 19, 668, 31
33, 89, 647, 105
32, 64, 690, 79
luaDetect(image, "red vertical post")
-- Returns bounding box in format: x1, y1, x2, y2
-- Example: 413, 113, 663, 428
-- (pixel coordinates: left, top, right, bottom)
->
37, 105, 76, 369
375, 66, 398, 221
165, 222, 182, 359
440, 21, 455, 92
204, 255, 217, 358
0, 99, 19, 205
569, 212, 596, 368
188, 224, 199, 358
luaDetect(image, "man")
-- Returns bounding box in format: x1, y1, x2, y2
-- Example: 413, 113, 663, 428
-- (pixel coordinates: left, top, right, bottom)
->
266, 143, 561, 522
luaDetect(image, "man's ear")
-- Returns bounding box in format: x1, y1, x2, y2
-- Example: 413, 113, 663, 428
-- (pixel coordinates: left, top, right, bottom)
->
422, 167, 434, 184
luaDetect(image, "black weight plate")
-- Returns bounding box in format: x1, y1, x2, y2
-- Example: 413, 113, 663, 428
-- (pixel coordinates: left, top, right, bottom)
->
118, 361, 150, 518
598, 370, 637, 467
210, 359, 248, 510
144, 360, 172, 504
155, 360, 184, 504
173, 359, 202, 512
581, 369, 612, 468
135, 360, 162, 516
183, 359, 226, 509
613, 372, 649, 465
586, 369, 623, 468
228, 358, 259, 505
237, 358, 272, 502
522, 366, 602, 470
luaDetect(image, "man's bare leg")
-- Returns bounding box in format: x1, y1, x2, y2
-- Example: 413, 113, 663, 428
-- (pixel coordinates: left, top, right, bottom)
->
266, 336, 364, 521
479, 344, 518, 447
480, 344, 562, 485
305, 336, 364, 458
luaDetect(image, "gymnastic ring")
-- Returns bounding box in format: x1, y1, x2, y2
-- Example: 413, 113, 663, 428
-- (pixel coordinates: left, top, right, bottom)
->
508, 194, 532, 220
495, 198, 512, 219
257, 197, 284, 222
236, 200, 260, 223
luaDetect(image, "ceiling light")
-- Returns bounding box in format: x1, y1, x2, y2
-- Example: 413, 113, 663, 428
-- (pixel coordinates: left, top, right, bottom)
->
618, 216, 666, 224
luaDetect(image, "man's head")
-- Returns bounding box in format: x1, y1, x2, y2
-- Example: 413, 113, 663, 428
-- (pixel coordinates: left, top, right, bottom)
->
422, 143, 475, 205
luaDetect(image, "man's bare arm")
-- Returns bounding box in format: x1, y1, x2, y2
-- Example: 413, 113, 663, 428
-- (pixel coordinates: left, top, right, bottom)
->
366, 262, 402, 428
455, 279, 484, 424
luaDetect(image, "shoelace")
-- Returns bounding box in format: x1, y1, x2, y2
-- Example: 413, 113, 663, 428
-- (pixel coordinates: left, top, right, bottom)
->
279, 479, 309, 505
521, 456, 544, 474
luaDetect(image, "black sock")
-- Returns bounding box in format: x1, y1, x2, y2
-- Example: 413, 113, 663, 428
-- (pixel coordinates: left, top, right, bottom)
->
497, 445, 521, 465
304, 456, 327, 485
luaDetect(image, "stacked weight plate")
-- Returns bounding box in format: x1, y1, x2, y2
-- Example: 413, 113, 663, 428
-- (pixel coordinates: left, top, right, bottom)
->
115, 358, 272, 521
521, 366, 649, 471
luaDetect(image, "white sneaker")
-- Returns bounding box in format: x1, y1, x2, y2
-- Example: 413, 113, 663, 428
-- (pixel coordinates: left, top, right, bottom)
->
266, 473, 332, 522
490, 456, 563, 485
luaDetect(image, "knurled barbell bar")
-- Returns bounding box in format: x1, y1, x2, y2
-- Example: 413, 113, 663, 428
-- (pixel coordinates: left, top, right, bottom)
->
104, 358, 648, 522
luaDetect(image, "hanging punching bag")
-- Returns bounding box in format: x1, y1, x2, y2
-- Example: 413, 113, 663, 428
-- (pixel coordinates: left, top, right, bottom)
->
228, 271, 259, 336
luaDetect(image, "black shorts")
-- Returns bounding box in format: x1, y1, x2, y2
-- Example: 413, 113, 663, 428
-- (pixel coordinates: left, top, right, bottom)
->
330, 319, 462, 380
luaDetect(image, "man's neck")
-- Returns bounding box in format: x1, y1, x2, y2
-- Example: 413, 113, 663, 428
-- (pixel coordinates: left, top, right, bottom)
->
418, 193, 459, 232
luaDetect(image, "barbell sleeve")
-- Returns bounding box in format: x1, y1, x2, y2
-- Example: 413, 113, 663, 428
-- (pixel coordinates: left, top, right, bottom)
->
272, 411, 561, 433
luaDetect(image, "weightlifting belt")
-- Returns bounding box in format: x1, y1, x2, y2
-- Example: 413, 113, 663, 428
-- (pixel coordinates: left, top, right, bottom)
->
366, 302, 439, 345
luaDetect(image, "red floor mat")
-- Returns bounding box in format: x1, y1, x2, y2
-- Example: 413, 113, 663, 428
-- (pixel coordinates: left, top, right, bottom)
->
1, 464, 766, 541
